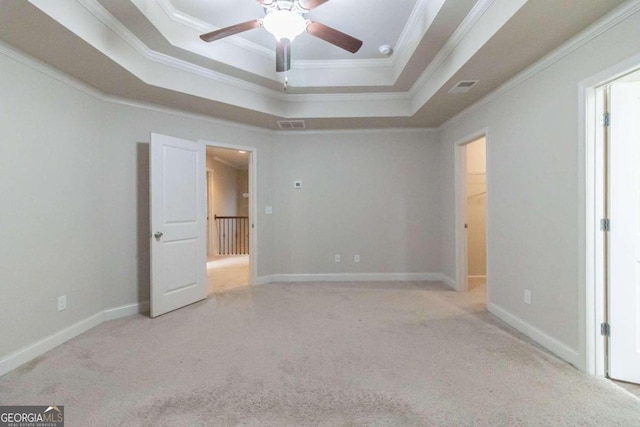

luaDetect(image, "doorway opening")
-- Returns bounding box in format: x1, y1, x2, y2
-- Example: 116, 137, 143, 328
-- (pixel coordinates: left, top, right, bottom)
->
465, 137, 487, 296
205, 145, 253, 294
455, 131, 489, 306
585, 63, 640, 390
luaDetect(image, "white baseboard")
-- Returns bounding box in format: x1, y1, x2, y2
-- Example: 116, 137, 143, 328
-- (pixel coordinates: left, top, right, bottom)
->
257, 272, 455, 286
488, 302, 580, 367
255, 275, 275, 286
0, 312, 103, 377
103, 301, 149, 321
0, 301, 149, 377
439, 274, 457, 290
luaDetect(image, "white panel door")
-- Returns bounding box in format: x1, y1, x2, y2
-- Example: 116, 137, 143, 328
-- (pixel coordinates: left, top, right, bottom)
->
609, 81, 640, 383
150, 133, 207, 317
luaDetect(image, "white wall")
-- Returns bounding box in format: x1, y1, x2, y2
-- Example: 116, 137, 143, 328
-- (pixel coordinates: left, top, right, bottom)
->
439, 9, 640, 369
0, 50, 104, 358
211, 158, 239, 218
270, 131, 443, 276
237, 170, 249, 217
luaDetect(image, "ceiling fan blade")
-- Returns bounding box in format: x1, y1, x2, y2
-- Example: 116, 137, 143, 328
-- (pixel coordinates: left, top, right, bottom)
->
306, 22, 362, 53
276, 40, 291, 72
298, 0, 330, 11
200, 20, 261, 42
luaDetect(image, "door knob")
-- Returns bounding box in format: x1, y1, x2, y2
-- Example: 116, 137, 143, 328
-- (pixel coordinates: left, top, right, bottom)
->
154, 232, 163, 240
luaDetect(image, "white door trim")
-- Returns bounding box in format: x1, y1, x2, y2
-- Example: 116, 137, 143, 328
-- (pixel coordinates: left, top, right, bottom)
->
206, 168, 215, 256
454, 128, 490, 293
581, 52, 640, 375
199, 139, 258, 287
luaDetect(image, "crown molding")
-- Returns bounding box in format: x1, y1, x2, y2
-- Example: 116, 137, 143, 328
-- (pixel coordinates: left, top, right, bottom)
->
391, 0, 446, 80
156, 0, 274, 59
394, 0, 432, 55
0, 39, 416, 136
409, 0, 495, 98
40, 0, 494, 116
285, 91, 411, 102
439, 0, 640, 131
273, 127, 438, 137
41, 0, 418, 109
79, 0, 283, 98
19, 0, 639, 129
293, 57, 393, 69
102, 93, 274, 135
135, 0, 442, 86
0, 40, 104, 101
0, 39, 274, 135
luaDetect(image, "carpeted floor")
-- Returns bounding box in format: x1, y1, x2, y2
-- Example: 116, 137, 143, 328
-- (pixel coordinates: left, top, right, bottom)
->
1, 281, 639, 426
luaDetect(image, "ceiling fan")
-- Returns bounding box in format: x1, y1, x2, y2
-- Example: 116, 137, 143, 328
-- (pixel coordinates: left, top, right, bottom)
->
199, 0, 363, 73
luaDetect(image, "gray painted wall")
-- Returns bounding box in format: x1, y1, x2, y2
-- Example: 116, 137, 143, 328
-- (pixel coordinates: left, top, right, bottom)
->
270, 131, 442, 275
0, 51, 104, 357
438, 10, 640, 369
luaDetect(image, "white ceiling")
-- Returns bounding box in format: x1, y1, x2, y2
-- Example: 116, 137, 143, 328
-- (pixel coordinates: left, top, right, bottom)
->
0, 0, 628, 130
207, 146, 250, 170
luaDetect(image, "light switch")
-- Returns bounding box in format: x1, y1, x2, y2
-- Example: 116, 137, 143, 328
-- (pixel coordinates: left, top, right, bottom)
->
265, 206, 273, 215
294, 181, 302, 189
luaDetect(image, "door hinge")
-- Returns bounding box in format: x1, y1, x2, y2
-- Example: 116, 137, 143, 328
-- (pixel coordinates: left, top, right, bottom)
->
601, 113, 610, 127
600, 218, 610, 232
601, 322, 610, 337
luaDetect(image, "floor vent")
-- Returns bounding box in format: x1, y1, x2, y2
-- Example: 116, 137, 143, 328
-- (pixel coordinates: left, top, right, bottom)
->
449, 80, 479, 94
277, 120, 306, 130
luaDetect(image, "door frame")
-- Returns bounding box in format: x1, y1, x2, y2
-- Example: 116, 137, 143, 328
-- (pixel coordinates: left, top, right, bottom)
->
581, 53, 640, 376
200, 139, 258, 287
454, 128, 490, 293
206, 168, 215, 256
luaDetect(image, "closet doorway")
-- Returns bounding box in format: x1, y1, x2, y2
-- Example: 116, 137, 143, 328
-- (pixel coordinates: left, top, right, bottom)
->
465, 137, 487, 294
455, 132, 489, 303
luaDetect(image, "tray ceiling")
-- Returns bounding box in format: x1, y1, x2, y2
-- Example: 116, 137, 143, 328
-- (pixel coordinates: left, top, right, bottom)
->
0, 0, 628, 130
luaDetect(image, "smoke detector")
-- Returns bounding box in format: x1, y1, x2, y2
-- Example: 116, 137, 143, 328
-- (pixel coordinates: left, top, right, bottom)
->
378, 44, 393, 56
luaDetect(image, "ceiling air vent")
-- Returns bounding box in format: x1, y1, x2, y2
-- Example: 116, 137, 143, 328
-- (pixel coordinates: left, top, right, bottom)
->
277, 120, 306, 130
449, 80, 479, 94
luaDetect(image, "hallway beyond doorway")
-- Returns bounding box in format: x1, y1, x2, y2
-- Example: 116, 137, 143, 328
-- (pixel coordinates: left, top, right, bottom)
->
207, 255, 249, 294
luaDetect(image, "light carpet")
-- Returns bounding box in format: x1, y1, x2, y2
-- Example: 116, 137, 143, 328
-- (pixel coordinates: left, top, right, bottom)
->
1, 281, 639, 426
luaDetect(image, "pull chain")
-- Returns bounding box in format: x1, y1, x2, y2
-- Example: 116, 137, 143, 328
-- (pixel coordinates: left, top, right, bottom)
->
284, 75, 288, 91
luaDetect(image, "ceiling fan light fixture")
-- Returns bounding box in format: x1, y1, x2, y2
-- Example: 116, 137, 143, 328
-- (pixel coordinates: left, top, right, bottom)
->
263, 10, 307, 41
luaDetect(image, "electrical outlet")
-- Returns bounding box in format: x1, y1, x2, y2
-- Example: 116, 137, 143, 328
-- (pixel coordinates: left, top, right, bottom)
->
58, 295, 67, 311
334, 254, 341, 263
524, 290, 531, 305
354, 254, 360, 263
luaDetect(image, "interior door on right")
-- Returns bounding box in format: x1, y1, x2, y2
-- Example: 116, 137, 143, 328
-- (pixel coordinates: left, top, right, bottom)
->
608, 81, 640, 384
